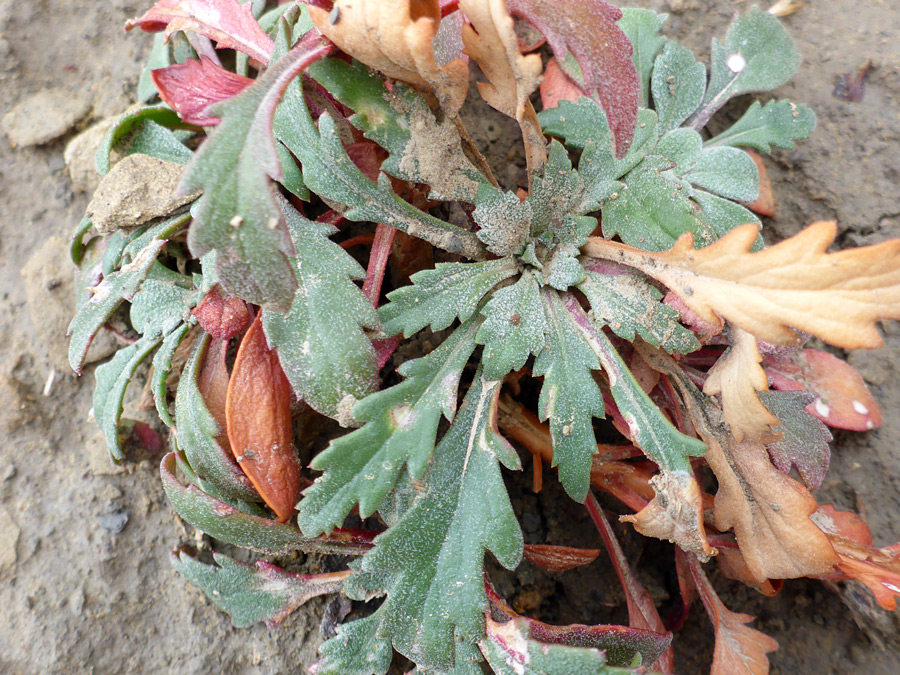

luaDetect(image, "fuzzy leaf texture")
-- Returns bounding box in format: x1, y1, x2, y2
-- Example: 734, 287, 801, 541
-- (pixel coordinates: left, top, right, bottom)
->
476, 271, 548, 380
706, 99, 816, 152
533, 290, 605, 502
311, 608, 393, 675
171, 550, 346, 628
262, 200, 379, 421
582, 221, 900, 350
181, 27, 333, 311
298, 318, 479, 536
356, 374, 523, 671
379, 258, 519, 337
689, 7, 801, 129
274, 37, 486, 260
617, 8, 667, 108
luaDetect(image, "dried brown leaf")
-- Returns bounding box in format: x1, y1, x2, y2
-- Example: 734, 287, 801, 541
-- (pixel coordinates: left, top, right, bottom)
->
637, 348, 838, 583
226, 315, 300, 522
523, 544, 600, 572
741, 151, 775, 217
459, 0, 547, 176
583, 221, 900, 350
621, 470, 714, 561
704, 326, 781, 443
309, 0, 469, 113
687, 554, 779, 675
197, 336, 231, 453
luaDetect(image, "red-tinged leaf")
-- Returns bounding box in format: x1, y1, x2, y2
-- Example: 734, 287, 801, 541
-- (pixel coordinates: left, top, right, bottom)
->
344, 141, 388, 183
686, 554, 779, 675
742, 150, 775, 217
197, 336, 231, 452
664, 292, 724, 343
813, 505, 900, 611
153, 56, 253, 126
486, 582, 672, 668
126, 0, 274, 65
714, 547, 782, 597
506, 0, 639, 158
226, 315, 300, 522
523, 544, 600, 572
586, 492, 674, 673
539, 56, 584, 110
192, 285, 253, 340
765, 348, 883, 431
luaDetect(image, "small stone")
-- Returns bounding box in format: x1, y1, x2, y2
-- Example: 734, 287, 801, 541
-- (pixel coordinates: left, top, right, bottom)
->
0, 506, 20, 576
64, 115, 118, 194
98, 510, 129, 533
2, 87, 91, 147
86, 154, 199, 233
2, 464, 15, 481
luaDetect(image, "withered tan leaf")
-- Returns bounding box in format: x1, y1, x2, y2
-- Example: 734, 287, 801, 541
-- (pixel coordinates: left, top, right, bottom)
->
459, 0, 546, 176
309, 0, 469, 113
687, 554, 779, 675
622, 470, 715, 561
704, 325, 781, 443
583, 221, 900, 349
636, 345, 838, 582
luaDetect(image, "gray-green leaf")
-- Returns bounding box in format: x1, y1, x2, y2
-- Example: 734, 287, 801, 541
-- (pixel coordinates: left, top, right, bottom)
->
651, 41, 706, 134
617, 8, 668, 108
705, 99, 816, 153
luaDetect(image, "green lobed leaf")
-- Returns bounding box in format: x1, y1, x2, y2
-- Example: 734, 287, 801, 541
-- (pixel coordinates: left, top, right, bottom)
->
601, 156, 716, 251
358, 375, 522, 671
93, 333, 162, 462
566, 299, 705, 474
480, 617, 642, 675
129, 263, 198, 338
579, 270, 700, 355
690, 7, 801, 129
275, 54, 486, 260
473, 184, 531, 257
533, 290, 605, 502
274, 140, 309, 200
181, 24, 332, 311
311, 608, 393, 675
476, 271, 548, 381
68, 238, 165, 374
262, 199, 378, 421
175, 334, 261, 503
161, 452, 374, 556
685, 146, 759, 202
306, 58, 484, 203
379, 258, 519, 338
122, 211, 192, 263
690, 189, 762, 244
617, 8, 668, 108
705, 99, 816, 152
116, 119, 194, 166
651, 40, 706, 134
529, 141, 596, 251
299, 318, 480, 536
95, 104, 187, 174
151, 322, 191, 427
171, 550, 345, 628
655, 127, 703, 173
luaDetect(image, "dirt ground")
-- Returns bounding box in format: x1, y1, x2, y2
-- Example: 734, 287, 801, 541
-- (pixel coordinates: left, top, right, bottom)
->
1, 0, 899, 673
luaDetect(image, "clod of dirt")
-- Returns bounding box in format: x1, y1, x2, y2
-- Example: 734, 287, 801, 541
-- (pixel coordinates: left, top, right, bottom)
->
0, 375, 38, 433
0, 506, 20, 577
21, 236, 119, 371
64, 116, 118, 194
86, 154, 198, 233
1, 87, 91, 147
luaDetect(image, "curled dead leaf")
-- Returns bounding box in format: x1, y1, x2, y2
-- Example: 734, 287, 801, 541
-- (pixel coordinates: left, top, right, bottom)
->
584, 221, 900, 350
523, 544, 600, 572
622, 470, 715, 561
309, 0, 469, 113
226, 315, 300, 522
704, 325, 781, 443
192, 285, 253, 341
197, 336, 231, 452
741, 150, 775, 217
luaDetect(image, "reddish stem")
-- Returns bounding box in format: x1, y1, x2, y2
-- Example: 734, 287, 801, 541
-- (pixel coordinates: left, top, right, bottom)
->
363, 223, 396, 306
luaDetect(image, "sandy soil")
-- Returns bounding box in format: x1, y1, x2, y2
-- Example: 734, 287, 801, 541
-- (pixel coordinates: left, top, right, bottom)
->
0, 1, 898, 673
